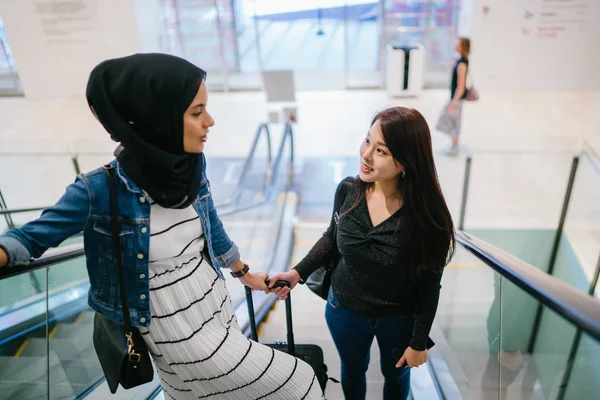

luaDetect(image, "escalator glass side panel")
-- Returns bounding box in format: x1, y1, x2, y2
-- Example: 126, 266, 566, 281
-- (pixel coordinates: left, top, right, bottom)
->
431, 246, 502, 398
49, 259, 100, 399
0, 266, 54, 400
432, 243, 600, 399
525, 303, 576, 399
560, 151, 600, 296
562, 331, 600, 399
0, 236, 85, 313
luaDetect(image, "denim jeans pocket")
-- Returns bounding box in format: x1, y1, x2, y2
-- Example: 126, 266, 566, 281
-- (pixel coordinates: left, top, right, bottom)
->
327, 288, 340, 310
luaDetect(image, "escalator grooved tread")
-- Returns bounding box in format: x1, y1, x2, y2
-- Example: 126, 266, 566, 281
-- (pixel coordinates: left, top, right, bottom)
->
0, 352, 69, 384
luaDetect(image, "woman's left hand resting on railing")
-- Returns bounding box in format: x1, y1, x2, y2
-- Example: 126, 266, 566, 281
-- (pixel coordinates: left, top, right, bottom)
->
0, 248, 7, 268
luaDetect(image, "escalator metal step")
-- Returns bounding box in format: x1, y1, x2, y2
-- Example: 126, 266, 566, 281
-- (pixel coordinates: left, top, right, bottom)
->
0, 352, 78, 399
75, 311, 95, 326
1, 381, 76, 400
0, 353, 68, 384
19, 338, 95, 360
1, 353, 102, 397
17, 337, 103, 387
52, 322, 93, 341
54, 356, 103, 387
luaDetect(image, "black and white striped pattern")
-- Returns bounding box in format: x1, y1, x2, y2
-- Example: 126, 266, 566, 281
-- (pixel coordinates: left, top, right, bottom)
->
140, 204, 323, 399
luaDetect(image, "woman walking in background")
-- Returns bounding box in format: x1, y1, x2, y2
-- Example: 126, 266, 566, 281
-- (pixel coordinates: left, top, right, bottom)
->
437, 37, 471, 154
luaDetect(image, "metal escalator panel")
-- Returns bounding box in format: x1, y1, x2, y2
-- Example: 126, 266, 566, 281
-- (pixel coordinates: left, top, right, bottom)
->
0, 352, 76, 399
219, 123, 294, 314
431, 245, 538, 399
211, 123, 273, 210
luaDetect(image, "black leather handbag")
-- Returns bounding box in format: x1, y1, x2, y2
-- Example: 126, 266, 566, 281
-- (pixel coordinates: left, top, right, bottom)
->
93, 165, 154, 394
305, 178, 353, 300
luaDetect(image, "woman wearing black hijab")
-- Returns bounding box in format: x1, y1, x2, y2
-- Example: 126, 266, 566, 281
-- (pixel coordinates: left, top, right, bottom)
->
0, 54, 322, 399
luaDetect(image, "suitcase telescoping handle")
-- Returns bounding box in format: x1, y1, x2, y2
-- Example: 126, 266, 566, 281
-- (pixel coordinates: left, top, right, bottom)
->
245, 279, 295, 356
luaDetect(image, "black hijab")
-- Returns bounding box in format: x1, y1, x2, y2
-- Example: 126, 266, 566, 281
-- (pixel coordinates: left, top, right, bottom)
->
86, 53, 207, 209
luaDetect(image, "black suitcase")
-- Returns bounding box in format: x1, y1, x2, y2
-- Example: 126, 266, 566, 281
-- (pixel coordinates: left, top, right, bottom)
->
245, 281, 335, 392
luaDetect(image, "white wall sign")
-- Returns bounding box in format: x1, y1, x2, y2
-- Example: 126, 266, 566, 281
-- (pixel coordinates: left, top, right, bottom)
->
472, 0, 600, 90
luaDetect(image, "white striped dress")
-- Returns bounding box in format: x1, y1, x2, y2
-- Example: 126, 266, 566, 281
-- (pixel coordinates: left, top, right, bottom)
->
138, 203, 323, 400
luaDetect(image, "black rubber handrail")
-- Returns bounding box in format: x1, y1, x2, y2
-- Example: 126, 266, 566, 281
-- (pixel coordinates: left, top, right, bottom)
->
218, 121, 294, 216
0, 243, 85, 280
0, 206, 47, 216
214, 123, 272, 208
456, 231, 600, 342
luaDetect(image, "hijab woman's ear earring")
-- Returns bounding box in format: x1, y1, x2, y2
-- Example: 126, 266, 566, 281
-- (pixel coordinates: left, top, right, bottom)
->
402, 170, 406, 178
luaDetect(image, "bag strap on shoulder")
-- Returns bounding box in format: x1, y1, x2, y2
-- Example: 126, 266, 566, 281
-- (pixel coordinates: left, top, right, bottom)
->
333, 177, 354, 222
103, 165, 132, 334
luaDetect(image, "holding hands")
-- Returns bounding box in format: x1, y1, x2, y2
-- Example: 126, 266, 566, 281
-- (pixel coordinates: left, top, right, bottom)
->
241, 267, 301, 300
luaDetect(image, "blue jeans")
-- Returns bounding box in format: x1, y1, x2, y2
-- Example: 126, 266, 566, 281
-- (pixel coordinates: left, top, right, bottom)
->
325, 288, 413, 400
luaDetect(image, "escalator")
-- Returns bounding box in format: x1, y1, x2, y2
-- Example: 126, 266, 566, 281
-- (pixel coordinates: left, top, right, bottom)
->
0, 122, 292, 399
1, 125, 599, 400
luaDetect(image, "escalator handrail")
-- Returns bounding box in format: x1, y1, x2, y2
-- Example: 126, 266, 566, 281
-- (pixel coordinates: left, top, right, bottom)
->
216, 121, 294, 217
0, 206, 47, 216
0, 243, 85, 280
0, 123, 273, 217
0, 123, 295, 280
214, 122, 272, 208
456, 230, 600, 342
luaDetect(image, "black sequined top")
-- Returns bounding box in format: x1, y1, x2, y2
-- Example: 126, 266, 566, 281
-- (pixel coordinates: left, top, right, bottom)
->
294, 178, 443, 351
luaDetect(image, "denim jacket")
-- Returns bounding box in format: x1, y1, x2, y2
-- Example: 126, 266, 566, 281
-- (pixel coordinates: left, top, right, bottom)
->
0, 155, 240, 327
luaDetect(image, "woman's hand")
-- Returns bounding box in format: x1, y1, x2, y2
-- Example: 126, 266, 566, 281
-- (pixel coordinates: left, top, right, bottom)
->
396, 347, 428, 369
240, 271, 269, 294
498, 350, 523, 371
267, 270, 301, 300
0, 248, 7, 267
448, 101, 458, 113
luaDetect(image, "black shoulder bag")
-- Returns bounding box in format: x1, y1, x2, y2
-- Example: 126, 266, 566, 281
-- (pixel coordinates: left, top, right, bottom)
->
93, 165, 154, 394
306, 177, 353, 300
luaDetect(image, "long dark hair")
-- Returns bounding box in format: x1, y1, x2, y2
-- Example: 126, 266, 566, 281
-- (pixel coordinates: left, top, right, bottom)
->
349, 107, 455, 279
